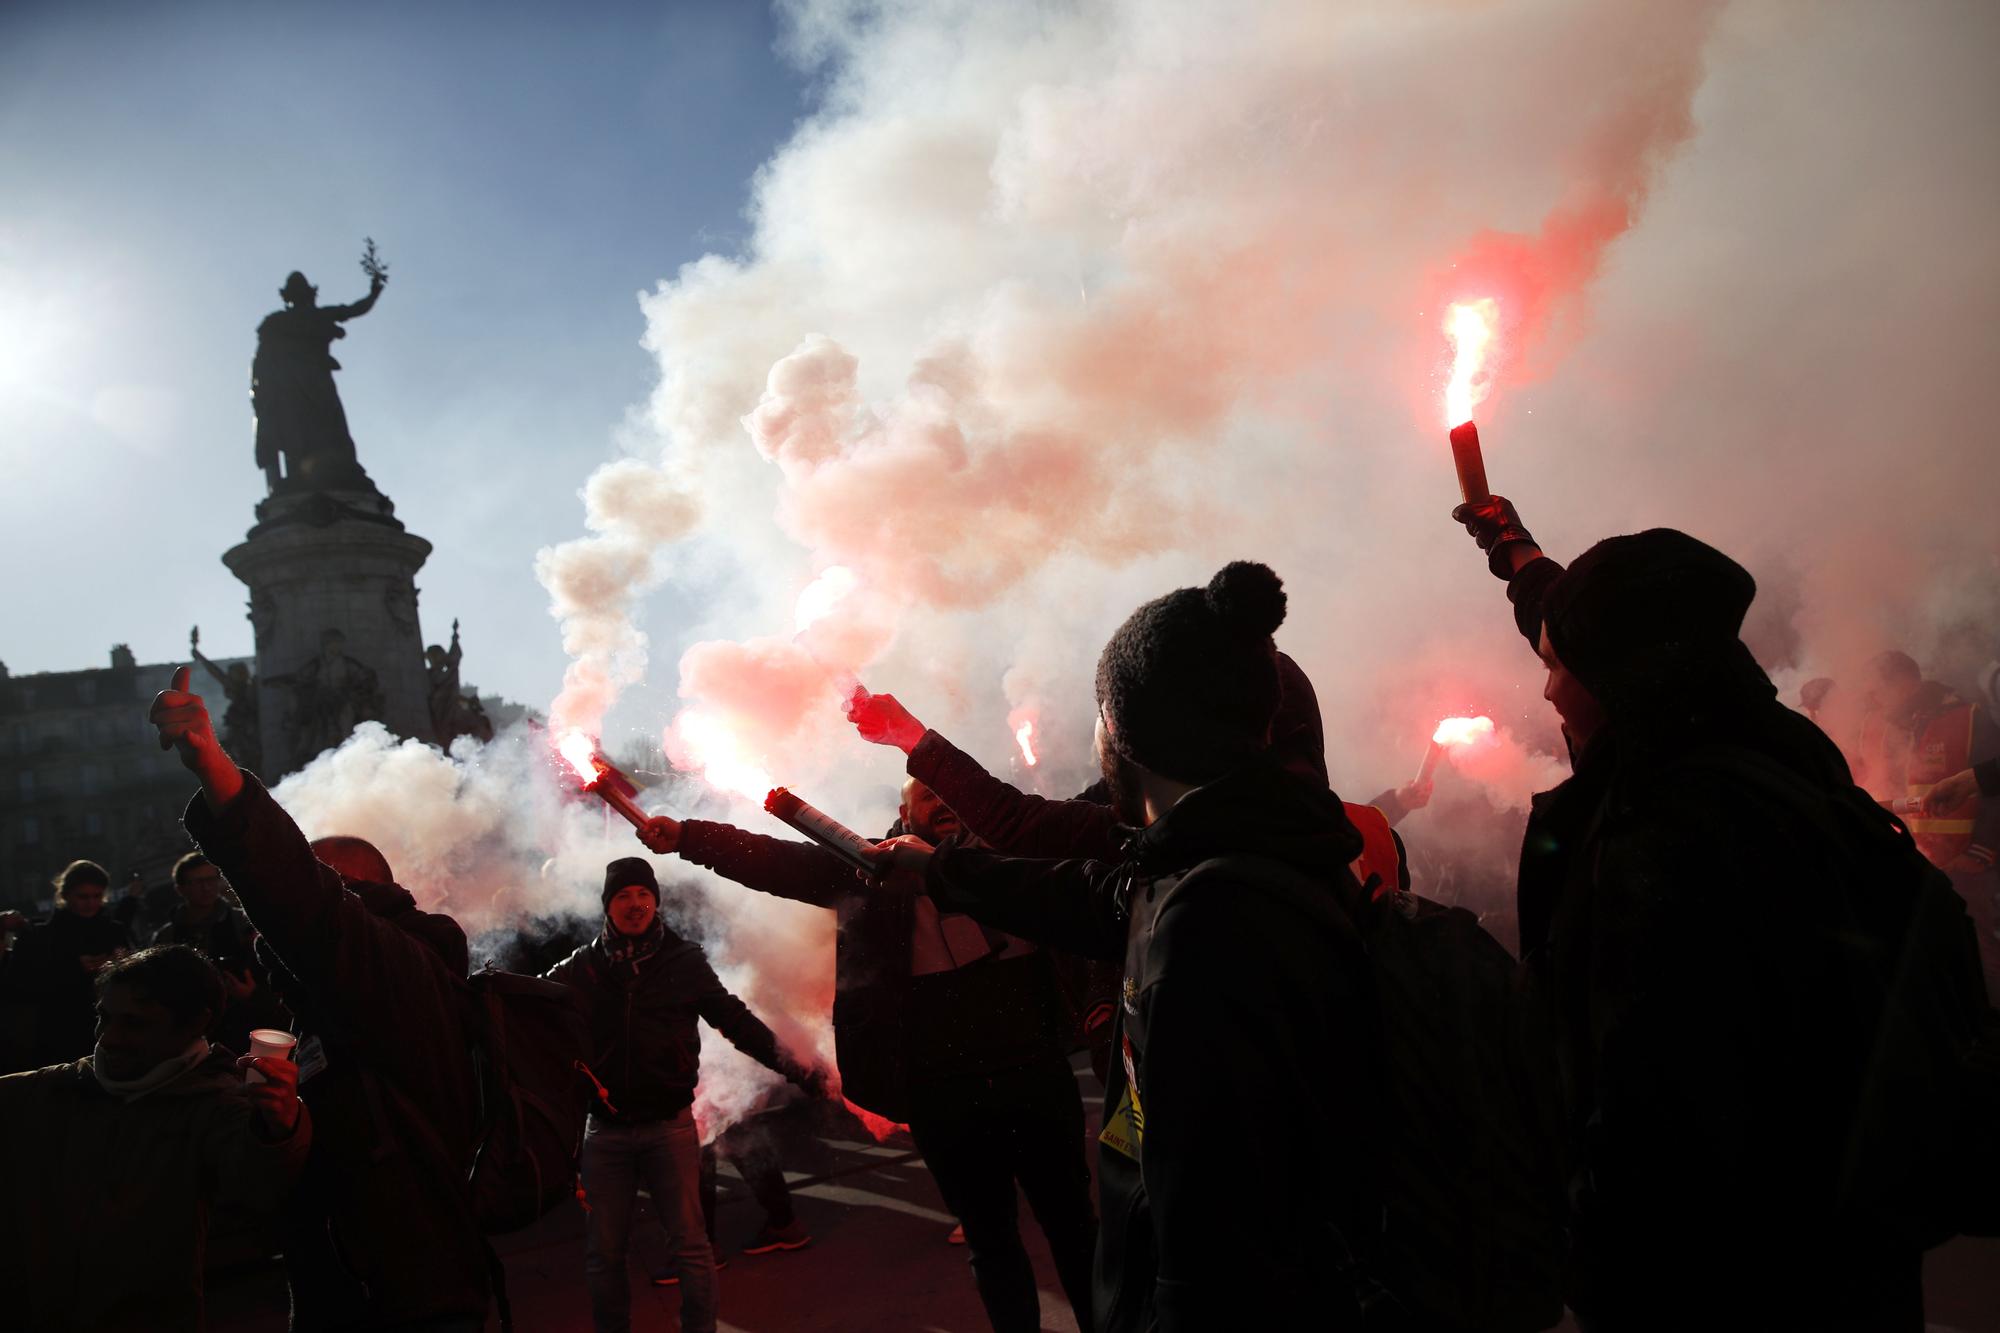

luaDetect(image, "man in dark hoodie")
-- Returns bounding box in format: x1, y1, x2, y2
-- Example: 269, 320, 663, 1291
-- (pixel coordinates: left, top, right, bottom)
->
874, 561, 1378, 1333
149, 666, 491, 1331
543, 856, 825, 1333
1453, 497, 1936, 1329
634, 779, 1099, 1333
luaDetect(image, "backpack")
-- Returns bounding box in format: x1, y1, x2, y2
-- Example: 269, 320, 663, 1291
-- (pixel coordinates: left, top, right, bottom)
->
1688, 745, 2000, 1244
375, 966, 594, 1333
461, 966, 595, 1233
1207, 855, 1566, 1333
1350, 889, 1568, 1332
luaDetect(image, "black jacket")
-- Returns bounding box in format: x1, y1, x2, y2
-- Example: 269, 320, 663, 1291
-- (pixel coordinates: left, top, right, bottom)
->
2, 909, 131, 1068
924, 760, 1375, 1333
676, 819, 1068, 1122
184, 775, 488, 1331
543, 925, 794, 1121
1507, 556, 1922, 1330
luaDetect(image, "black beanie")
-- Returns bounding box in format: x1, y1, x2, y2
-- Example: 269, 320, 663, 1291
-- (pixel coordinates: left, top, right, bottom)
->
1541, 528, 1761, 719
1095, 561, 1288, 785
602, 857, 661, 911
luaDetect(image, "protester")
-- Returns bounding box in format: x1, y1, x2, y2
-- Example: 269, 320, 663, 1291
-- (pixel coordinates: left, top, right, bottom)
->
152, 849, 283, 1052
650, 1107, 813, 1290
1859, 648, 2000, 984
0, 858, 132, 1068
544, 856, 825, 1333
636, 782, 1099, 1333
150, 666, 492, 1331
1452, 498, 1942, 1329
0, 944, 309, 1331
872, 562, 1378, 1332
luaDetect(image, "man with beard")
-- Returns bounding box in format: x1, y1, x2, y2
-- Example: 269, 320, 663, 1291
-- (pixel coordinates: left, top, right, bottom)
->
0, 945, 309, 1331
873, 561, 1378, 1332
543, 857, 825, 1333
1450, 497, 1942, 1329
634, 778, 1098, 1333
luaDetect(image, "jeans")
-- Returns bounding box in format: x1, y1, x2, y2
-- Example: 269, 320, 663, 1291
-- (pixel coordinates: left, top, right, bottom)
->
908, 1057, 1099, 1333
581, 1109, 716, 1333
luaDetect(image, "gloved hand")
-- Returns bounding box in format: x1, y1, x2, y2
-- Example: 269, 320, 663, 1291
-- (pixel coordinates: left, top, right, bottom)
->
1450, 495, 1538, 580
786, 1063, 833, 1100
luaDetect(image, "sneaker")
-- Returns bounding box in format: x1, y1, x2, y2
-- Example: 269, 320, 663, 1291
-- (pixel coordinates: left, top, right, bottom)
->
946, 1223, 965, 1246
742, 1220, 813, 1254
650, 1256, 727, 1286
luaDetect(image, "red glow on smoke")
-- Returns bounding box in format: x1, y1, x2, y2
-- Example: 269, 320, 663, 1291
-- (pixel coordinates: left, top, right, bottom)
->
843, 1097, 905, 1143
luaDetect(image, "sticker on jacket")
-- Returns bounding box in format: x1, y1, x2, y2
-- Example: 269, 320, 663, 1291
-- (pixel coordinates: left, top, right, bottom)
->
1100, 1034, 1145, 1161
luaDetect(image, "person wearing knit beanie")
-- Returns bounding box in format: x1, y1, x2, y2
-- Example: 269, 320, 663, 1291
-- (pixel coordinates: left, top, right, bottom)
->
602, 857, 661, 913
1093, 560, 1290, 814
1452, 493, 1935, 1329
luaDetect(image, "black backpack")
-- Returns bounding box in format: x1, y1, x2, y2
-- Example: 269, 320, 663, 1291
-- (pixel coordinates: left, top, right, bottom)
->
461, 966, 595, 1233
1350, 889, 1567, 1333
1211, 855, 1567, 1333
379, 966, 594, 1333
1689, 746, 2000, 1244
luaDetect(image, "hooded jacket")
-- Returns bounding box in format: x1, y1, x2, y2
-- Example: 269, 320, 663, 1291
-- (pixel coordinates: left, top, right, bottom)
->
0, 1046, 310, 1332
2, 908, 132, 1067
1505, 549, 1924, 1330
675, 819, 1069, 1123
924, 760, 1375, 1333
183, 774, 488, 1331
543, 922, 795, 1121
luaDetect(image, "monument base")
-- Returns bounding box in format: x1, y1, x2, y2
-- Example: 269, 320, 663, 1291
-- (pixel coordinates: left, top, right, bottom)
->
224, 489, 435, 778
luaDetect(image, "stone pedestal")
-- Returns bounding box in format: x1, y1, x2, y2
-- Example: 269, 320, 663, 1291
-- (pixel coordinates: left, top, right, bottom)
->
223, 487, 435, 777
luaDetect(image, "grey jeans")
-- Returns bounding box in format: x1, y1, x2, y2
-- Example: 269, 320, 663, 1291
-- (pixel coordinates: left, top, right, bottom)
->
580, 1109, 716, 1333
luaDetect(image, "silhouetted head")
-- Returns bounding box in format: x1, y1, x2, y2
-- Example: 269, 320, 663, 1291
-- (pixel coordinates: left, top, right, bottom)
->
226, 662, 251, 687
899, 778, 963, 844
426, 645, 449, 667
171, 851, 225, 917
280, 271, 317, 307
1865, 650, 1924, 717
93, 946, 222, 1081
55, 859, 111, 917
310, 836, 394, 885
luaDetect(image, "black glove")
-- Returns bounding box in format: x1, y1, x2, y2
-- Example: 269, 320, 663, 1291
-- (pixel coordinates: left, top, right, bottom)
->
786, 1063, 831, 1100
1450, 495, 1537, 580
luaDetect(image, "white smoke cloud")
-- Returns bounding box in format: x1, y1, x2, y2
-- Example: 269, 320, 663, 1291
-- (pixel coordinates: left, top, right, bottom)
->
522, 0, 1996, 1002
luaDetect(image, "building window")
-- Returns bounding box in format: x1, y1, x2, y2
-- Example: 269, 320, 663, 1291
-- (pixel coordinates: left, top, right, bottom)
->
16, 771, 33, 800
19, 815, 38, 845
77, 679, 96, 706
83, 812, 104, 837
79, 765, 101, 795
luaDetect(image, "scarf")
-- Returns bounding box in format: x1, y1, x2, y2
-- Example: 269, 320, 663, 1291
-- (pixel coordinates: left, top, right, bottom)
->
599, 916, 668, 974
90, 1038, 210, 1101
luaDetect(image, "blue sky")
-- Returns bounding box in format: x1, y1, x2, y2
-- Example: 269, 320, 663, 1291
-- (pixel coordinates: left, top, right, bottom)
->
0, 0, 809, 707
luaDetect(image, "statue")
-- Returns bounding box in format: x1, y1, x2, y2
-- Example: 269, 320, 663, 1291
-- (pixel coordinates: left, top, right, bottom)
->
252, 239, 390, 493
270, 628, 384, 761
427, 619, 496, 747
190, 625, 262, 775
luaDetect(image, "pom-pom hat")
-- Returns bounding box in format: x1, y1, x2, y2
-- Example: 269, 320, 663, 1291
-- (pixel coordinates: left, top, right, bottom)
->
1095, 561, 1288, 786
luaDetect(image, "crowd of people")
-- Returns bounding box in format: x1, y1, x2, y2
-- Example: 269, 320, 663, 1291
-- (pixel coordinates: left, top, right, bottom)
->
2, 493, 1995, 1333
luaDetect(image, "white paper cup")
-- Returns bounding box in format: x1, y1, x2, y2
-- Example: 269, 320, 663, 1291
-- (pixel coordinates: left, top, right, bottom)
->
245, 1028, 297, 1085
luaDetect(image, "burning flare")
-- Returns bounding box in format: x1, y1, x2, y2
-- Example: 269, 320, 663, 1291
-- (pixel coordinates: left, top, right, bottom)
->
672, 710, 777, 803
1433, 715, 1496, 748
556, 729, 601, 782
794, 565, 859, 634
1014, 718, 1038, 767
1443, 299, 1500, 428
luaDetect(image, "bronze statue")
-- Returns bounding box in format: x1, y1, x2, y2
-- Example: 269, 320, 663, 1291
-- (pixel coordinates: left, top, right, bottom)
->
251, 240, 389, 493
190, 626, 262, 775
270, 628, 383, 762
427, 619, 495, 748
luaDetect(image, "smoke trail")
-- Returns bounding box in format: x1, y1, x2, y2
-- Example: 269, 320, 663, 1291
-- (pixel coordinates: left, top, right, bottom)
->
517, 0, 1996, 1086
